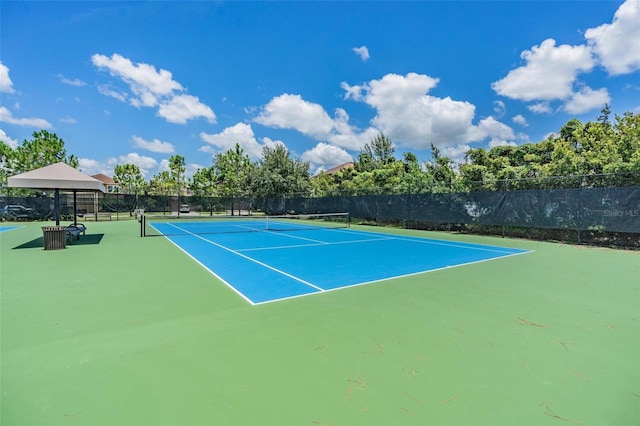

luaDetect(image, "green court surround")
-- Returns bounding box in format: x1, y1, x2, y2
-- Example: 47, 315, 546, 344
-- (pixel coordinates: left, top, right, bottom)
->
1, 221, 638, 425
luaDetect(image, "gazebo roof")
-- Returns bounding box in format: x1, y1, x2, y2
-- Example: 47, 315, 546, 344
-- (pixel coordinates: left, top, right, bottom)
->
7, 162, 106, 192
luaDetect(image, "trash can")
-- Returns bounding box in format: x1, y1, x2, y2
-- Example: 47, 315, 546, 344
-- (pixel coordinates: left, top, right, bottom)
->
42, 226, 67, 250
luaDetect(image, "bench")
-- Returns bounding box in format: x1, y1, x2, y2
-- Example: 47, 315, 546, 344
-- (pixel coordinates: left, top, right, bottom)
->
65, 223, 86, 244
83, 212, 112, 221
96, 212, 112, 221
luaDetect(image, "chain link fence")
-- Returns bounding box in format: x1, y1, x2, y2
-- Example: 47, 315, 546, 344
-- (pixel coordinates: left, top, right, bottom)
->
2, 172, 638, 248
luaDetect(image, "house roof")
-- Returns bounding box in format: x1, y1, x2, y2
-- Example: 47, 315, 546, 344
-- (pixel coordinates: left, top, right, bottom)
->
323, 162, 355, 174
91, 174, 117, 185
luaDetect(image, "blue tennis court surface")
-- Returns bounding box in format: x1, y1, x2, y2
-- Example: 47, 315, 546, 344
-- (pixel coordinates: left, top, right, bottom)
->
0, 226, 20, 233
152, 221, 531, 304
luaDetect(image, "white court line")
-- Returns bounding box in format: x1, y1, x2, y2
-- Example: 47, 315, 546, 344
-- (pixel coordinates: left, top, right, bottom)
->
160, 233, 256, 305
251, 249, 532, 305
264, 230, 329, 244
332, 228, 528, 255
164, 222, 325, 292
237, 236, 395, 252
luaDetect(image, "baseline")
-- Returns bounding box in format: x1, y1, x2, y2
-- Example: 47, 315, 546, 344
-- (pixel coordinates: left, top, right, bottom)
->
162, 223, 324, 304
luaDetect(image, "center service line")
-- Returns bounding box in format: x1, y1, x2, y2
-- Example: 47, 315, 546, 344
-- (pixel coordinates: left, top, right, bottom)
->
165, 223, 325, 292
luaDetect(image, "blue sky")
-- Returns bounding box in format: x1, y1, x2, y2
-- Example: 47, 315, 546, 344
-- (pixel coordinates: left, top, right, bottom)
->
1, 1, 639, 179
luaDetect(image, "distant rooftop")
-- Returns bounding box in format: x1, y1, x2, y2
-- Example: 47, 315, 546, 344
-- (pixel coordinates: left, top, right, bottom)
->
91, 174, 116, 185
323, 162, 354, 175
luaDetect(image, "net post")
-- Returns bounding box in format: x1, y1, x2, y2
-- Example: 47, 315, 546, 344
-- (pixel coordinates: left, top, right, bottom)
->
140, 214, 146, 237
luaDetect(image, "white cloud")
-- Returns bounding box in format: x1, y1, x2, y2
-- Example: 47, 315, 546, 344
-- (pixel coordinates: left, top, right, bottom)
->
58, 74, 87, 87
440, 144, 472, 165
0, 129, 19, 148
108, 152, 159, 178
492, 3, 639, 113
493, 100, 506, 118
469, 116, 516, 148
340, 81, 365, 101
157, 158, 170, 173
345, 73, 465, 147
512, 114, 529, 126
528, 102, 552, 114
346, 73, 463, 147
132, 135, 175, 154
352, 46, 370, 61
254, 93, 375, 151
326, 126, 378, 151
254, 94, 335, 139
344, 73, 515, 149
301, 143, 354, 174
345, 72, 439, 105
515, 132, 531, 143
585, 0, 640, 75
563, 86, 611, 114
92, 53, 215, 124
77, 158, 109, 176
326, 107, 377, 150
0, 62, 15, 93
157, 94, 216, 124
256, 73, 519, 157
492, 39, 594, 101
200, 122, 275, 160
97, 85, 128, 102
92, 53, 183, 103
59, 117, 77, 124
0, 106, 52, 128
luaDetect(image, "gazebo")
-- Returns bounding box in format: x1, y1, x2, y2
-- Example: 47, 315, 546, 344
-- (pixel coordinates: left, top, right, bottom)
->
7, 162, 106, 226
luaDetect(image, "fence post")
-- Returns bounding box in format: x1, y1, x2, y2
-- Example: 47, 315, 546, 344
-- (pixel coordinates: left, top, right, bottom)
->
577, 175, 583, 244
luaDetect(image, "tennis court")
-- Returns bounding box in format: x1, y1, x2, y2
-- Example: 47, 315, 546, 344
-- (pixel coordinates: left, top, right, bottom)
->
1, 220, 638, 425
145, 214, 530, 304
0, 225, 19, 233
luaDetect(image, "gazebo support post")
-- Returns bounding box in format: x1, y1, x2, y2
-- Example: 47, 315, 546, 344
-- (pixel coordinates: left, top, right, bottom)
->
73, 190, 78, 226
54, 188, 60, 226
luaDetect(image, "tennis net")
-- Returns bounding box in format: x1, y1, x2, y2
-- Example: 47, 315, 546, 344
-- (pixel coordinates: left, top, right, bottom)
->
141, 212, 350, 237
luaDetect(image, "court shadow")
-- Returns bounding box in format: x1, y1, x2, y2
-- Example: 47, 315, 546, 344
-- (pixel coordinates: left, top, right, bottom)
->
13, 234, 104, 249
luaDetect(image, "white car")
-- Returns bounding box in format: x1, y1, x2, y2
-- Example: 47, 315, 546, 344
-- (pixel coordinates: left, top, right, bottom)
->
179, 204, 190, 213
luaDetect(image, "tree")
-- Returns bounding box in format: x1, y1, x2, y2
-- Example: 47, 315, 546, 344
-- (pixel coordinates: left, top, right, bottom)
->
148, 170, 175, 195
612, 111, 640, 176
1, 130, 78, 196
459, 164, 496, 191
457, 107, 639, 189
424, 144, 456, 192
12, 130, 78, 173
113, 164, 145, 195
355, 132, 395, 172
309, 171, 339, 196
189, 165, 219, 215
168, 154, 186, 197
0, 140, 14, 188
559, 118, 584, 150
189, 166, 217, 197
213, 144, 253, 215
253, 144, 310, 197
398, 152, 431, 193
